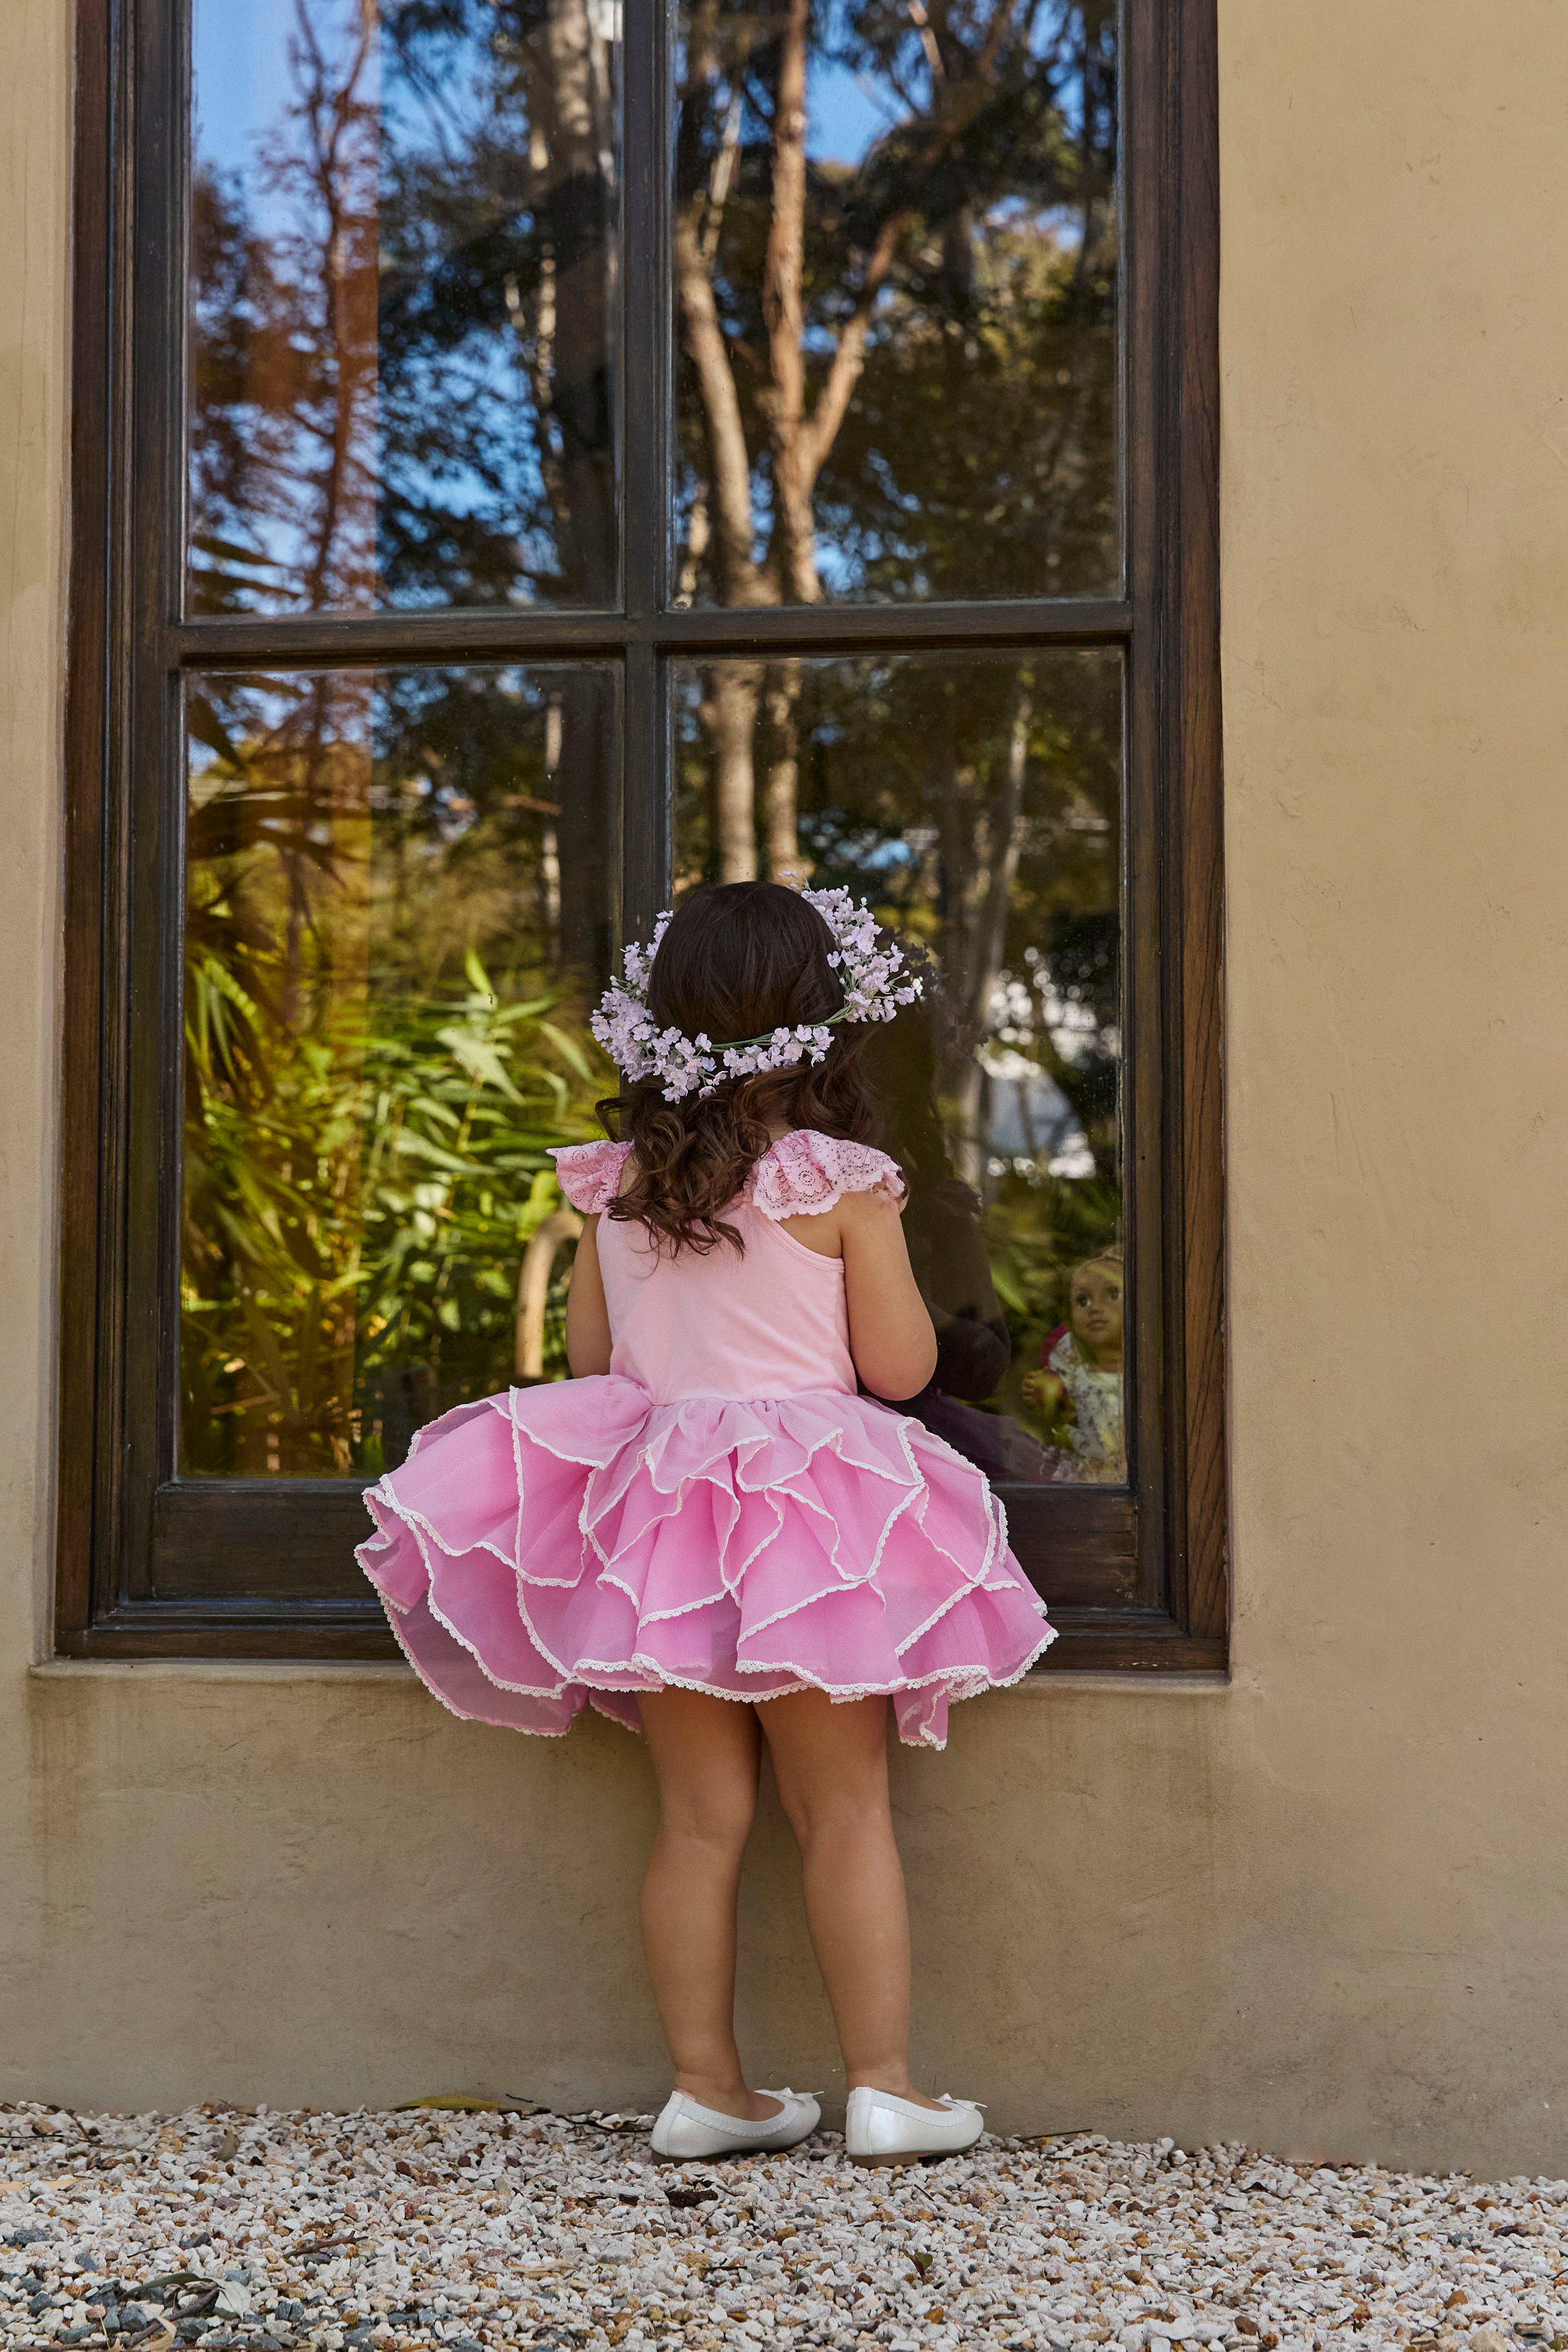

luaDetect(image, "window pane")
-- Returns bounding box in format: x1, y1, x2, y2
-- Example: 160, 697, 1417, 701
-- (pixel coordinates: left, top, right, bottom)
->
673, 649, 1124, 1486
672, 0, 1119, 607
189, 1, 620, 615
182, 665, 617, 1479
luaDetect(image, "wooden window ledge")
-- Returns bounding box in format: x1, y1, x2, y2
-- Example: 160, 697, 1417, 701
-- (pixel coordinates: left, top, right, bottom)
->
29, 1658, 414, 1684
28, 1658, 1228, 1698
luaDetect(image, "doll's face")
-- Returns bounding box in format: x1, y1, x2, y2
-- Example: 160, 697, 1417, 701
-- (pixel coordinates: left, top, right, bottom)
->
1070, 1261, 1124, 1361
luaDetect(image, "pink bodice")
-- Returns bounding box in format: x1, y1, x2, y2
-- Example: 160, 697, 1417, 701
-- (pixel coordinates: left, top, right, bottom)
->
551, 1130, 905, 1407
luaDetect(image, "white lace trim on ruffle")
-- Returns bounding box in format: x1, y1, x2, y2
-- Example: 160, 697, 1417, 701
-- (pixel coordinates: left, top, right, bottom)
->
363, 1541, 1057, 1751
367, 1387, 1016, 1642
365, 1501, 1054, 1714
358, 1370, 1052, 1748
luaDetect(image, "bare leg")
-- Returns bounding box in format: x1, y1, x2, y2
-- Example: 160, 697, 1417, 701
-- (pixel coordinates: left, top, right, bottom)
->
638, 1687, 781, 2124
757, 1690, 945, 2108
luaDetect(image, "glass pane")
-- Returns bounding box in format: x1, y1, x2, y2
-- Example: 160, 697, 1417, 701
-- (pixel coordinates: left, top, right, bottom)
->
672, 0, 1119, 607
181, 664, 617, 1478
672, 648, 1124, 1484
189, 1, 620, 614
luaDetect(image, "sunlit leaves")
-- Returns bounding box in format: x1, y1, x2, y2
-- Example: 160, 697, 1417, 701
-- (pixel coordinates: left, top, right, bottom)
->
183, 954, 607, 1477
180, 657, 614, 1476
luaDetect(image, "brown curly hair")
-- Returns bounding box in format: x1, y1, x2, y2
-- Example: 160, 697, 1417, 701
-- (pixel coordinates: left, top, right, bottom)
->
595, 881, 888, 1256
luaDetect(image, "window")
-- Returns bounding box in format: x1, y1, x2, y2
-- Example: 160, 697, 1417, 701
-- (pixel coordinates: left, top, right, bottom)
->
60, 0, 1224, 1669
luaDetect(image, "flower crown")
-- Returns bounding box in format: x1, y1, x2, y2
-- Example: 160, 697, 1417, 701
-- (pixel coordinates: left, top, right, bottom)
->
591, 886, 923, 1102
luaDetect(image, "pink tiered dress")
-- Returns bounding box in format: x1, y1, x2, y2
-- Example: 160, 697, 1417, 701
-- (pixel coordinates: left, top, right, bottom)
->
357, 1130, 1055, 1747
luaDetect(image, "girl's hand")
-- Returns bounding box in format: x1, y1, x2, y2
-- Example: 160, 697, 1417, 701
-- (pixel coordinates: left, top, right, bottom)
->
1021, 1369, 1064, 1413
564, 1215, 613, 1376
838, 1190, 939, 1401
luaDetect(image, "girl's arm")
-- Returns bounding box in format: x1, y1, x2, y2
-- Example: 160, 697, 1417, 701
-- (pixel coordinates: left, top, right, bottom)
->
839, 1190, 939, 1401
564, 1215, 612, 1376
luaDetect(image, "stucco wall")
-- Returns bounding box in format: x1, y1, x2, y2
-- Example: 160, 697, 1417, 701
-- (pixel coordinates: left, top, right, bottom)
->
3, 0, 1567, 2174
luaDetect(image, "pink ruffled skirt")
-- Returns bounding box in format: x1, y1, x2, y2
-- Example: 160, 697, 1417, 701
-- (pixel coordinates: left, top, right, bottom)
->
357, 1377, 1055, 1748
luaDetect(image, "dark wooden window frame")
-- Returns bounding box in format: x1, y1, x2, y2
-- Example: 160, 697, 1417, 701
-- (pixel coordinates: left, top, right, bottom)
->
57, 0, 1225, 1672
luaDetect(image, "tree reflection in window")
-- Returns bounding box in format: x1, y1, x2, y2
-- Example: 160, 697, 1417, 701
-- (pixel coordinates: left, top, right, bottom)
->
674, 0, 1118, 875
673, 648, 1126, 1486
189, 0, 620, 614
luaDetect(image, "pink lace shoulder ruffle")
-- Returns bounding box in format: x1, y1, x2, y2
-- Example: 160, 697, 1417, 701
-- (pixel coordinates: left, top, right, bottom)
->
552, 1130, 904, 1218
551, 1139, 633, 1213
749, 1130, 906, 1221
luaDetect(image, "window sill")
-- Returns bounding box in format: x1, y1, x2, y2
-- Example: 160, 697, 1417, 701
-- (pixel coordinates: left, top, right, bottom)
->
30, 1657, 1228, 1696
31, 1657, 413, 1683
1008, 1668, 1228, 1695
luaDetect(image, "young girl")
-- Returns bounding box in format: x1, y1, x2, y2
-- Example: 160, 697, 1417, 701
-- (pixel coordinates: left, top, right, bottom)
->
359, 884, 1055, 2167
1021, 1251, 1126, 1483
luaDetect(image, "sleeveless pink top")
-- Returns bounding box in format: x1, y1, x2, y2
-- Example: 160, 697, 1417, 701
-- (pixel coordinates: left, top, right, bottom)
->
550, 1130, 906, 1406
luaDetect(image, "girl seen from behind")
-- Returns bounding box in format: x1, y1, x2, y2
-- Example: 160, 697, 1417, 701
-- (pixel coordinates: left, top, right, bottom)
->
359, 882, 1054, 2166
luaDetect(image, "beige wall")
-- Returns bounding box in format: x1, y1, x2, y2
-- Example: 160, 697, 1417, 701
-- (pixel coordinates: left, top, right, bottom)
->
4, 0, 1567, 2175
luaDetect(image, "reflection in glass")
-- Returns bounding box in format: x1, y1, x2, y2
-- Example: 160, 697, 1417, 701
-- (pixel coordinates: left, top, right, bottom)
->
189, 1, 620, 614
672, 648, 1124, 1485
181, 665, 616, 1478
673, 0, 1118, 613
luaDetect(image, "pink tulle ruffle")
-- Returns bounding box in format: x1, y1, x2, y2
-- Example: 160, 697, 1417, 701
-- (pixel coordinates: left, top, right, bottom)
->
357, 1377, 1055, 1749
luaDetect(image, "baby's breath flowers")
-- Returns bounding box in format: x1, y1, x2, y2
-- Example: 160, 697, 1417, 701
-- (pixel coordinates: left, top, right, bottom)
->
592, 889, 922, 1104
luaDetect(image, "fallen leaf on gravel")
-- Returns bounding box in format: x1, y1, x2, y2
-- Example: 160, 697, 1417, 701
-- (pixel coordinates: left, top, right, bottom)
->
122, 2324, 175, 2352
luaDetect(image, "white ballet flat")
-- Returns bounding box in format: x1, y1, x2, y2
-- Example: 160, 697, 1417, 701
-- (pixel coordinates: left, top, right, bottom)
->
650, 2087, 821, 2162
845, 2085, 985, 2165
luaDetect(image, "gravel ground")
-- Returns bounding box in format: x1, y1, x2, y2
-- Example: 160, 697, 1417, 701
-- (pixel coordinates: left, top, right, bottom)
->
2, 2102, 1564, 2352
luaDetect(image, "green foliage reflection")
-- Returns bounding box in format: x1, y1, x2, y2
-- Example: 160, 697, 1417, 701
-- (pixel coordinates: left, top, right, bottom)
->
181, 670, 611, 1479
